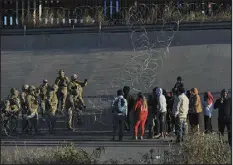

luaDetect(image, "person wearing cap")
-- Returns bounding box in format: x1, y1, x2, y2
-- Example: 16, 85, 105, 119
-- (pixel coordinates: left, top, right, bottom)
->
214, 89, 232, 146
55, 70, 70, 114
174, 76, 184, 90
39, 79, 51, 117
46, 84, 59, 134
174, 87, 189, 143
26, 85, 39, 134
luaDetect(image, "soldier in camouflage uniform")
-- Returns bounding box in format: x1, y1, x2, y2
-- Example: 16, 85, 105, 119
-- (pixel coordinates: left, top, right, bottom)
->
55, 70, 70, 114
20, 84, 29, 133
5, 88, 21, 133
1, 100, 11, 134
26, 85, 39, 134
39, 79, 50, 117
45, 84, 58, 134
68, 74, 87, 108
66, 78, 85, 131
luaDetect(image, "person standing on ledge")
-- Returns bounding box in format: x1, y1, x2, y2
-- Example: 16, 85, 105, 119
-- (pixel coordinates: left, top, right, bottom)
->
123, 86, 135, 132
203, 92, 214, 134
133, 92, 148, 140
112, 89, 128, 141
174, 76, 184, 89
55, 70, 70, 115
189, 88, 202, 133
214, 89, 232, 146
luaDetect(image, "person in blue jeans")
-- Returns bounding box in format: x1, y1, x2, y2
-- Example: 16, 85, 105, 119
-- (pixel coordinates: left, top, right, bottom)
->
174, 87, 189, 143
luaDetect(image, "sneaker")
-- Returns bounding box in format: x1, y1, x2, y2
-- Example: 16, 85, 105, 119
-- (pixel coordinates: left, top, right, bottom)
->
140, 136, 143, 140
134, 136, 138, 140
154, 134, 161, 139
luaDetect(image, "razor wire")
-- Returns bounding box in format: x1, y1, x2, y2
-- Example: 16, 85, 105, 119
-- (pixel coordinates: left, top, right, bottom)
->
0, 2, 231, 28
1, 2, 232, 131
86, 4, 177, 127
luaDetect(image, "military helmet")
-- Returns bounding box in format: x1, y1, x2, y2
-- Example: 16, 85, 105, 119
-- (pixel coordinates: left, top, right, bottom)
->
28, 85, 36, 91
22, 84, 29, 90
59, 70, 65, 74
52, 84, 58, 90
10, 88, 18, 95
71, 74, 78, 80
43, 79, 48, 83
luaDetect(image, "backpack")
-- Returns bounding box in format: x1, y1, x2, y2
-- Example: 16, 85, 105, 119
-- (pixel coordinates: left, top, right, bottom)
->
114, 98, 126, 114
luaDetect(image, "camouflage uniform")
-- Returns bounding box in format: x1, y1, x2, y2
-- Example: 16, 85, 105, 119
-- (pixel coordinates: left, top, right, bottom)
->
68, 74, 87, 107
5, 88, 21, 133
46, 84, 58, 133
1, 100, 11, 132
20, 84, 29, 133
66, 77, 85, 131
39, 80, 50, 116
26, 85, 39, 133
55, 70, 70, 113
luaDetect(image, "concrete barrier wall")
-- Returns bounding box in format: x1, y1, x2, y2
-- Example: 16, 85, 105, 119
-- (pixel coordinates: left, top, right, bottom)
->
1, 30, 231, 131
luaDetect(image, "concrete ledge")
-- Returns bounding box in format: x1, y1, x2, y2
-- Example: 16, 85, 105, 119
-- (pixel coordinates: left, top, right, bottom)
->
1, 21, 231, 36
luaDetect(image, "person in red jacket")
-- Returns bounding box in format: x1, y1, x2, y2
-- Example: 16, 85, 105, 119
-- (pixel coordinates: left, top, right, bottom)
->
134, 92, 148, 140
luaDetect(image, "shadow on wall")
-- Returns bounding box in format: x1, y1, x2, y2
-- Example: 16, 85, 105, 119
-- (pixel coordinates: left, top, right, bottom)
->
1, 30, 231, 51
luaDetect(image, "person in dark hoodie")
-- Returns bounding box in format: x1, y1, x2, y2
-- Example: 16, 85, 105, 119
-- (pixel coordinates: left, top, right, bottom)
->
147, 87, 158, 138
165, 90, 174, 134
123, 86, 135, 132
214, 89, 232, 146
174, 76, 184, 90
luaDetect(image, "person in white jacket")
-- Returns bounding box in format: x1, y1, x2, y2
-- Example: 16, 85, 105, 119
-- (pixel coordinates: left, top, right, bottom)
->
154, 88, 167, 139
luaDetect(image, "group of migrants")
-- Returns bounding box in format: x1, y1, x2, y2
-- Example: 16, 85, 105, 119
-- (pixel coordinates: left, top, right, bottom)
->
1, 70, 88, 134
111, 77, 232, 145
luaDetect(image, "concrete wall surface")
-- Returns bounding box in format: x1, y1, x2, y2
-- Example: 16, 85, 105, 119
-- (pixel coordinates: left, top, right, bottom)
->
1, 29, 231, 131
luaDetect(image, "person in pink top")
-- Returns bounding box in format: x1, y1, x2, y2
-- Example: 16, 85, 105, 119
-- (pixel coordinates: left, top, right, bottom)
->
134, 92, 148, 140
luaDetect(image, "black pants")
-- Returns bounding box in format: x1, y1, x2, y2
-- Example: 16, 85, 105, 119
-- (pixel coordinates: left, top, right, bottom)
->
204, 115, 212, 133
113, 114, 125, 140
218, 120, 232, 146
22, 118, 29, 133
166, 111, 175, 133
46, 113, 57, 133
156, 112, 166, 134
189, 113, 200, 133
28, 116, 38, 133
125, 110, 131, 131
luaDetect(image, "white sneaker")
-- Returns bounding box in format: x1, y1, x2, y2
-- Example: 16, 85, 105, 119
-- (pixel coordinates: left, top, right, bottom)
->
140, 136, 143, 140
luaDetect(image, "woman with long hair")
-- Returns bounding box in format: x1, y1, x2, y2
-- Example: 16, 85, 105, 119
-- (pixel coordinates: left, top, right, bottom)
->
134, 92, 148, 140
